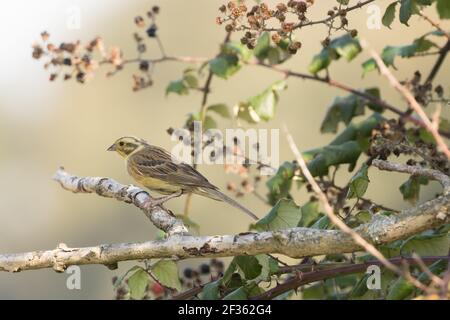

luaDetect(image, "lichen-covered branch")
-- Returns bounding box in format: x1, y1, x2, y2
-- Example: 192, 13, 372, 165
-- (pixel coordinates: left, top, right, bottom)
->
53, 167, 188, 235
1, 169, 449, 272
372, 159, 450, 193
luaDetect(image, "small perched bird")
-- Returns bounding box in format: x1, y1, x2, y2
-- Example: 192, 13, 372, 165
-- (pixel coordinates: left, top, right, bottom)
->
107, 136, 258, 220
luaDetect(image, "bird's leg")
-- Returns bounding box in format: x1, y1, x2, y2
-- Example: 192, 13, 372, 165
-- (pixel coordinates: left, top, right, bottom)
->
144, 190, 183, 210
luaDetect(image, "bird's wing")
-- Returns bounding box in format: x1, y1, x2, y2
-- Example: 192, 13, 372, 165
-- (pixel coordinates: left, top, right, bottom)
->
129, 146, 217, 189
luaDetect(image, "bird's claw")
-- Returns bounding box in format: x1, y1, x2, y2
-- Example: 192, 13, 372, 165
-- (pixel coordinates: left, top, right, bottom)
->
142, 191, 183, 211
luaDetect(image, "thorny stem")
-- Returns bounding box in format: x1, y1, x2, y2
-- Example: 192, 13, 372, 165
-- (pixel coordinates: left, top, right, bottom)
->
251, 255, 448, 300
172, 255, 448, 300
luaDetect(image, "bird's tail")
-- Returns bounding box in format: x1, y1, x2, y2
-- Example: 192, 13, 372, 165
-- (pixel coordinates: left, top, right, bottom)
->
197, 187, 259, 220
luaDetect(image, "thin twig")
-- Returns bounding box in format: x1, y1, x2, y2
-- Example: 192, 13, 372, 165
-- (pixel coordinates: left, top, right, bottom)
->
251, 61, 450, 139
283, 125, 399, 272
418, 10, 450, 41
283, 126, 434, 293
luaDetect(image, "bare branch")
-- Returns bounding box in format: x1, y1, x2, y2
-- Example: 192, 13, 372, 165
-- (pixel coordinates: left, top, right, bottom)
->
372, 159, 450, 192
1, 168, 449, 273
53, 167, 189, 236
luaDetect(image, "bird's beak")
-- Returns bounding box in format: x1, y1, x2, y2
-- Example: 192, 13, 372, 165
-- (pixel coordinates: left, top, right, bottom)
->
107, 144, 116, 151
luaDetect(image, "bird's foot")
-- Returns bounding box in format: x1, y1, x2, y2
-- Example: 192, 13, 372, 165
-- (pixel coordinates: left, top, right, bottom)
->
143, 190, 183, 211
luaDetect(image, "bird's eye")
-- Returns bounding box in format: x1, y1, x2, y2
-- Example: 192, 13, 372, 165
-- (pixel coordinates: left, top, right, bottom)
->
119, 141, 124, 146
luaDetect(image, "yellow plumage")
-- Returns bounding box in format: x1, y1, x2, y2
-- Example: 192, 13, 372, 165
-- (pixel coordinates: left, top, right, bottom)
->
107, 136, 258, 220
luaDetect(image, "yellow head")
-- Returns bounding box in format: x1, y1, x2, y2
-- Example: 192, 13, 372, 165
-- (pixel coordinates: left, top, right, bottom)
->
107, 136, 148, 158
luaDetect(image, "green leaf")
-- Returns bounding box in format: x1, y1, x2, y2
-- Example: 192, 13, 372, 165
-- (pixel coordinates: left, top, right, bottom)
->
383, 2, 398, 28
401, 233, 450, 256
266, 161, 297, 205
355, 210, 373, 224
151, 260, 181, 291
128, 268, 150, 300
387, 259, 447, 300
114, 265, 142, 288
253, 199, 302, 231
234, 256, 263, 280
362, 59, 377, 76
302, 283, 326, 299
362, 39, 434, 75
299, 200, 321, 227
223, 286, 248, 300
330, 113, 384, 146
311, 215, 330, 229
203, 115, 217, 130
227, 273, 246, 289
223, 42, 253, 62
207, 103, 231, 118
255, 254, 279, 281
378, 241, 403, 258
221, 260, 238, 285
254, 32, 271, 60
307, 141, 362, 177
399, 175, 429, 204
309, 49, 331, 74
399, 0, 415, 25
437, 0, 450, 18
349, 273, 371, 298
209, 54, 240, 79
166, 79, 189, 96
419, 127, 435, 144
238, 80, 287, 123
253, 34, 292, 65
414, 37, 437, 52
347, 163, 370, 199
308, 34, 361, 74
200, 280, 221, 300
166, 70, 199, 96
183, 70, 198, 88
386, 277, 414, 300
248, 284, 265, 297
331, 34, 362, 61
321, 90, 382, 134
321, 95, 365, 133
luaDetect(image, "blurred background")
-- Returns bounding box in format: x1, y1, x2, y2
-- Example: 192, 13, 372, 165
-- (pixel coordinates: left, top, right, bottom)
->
0, 0, 448, 299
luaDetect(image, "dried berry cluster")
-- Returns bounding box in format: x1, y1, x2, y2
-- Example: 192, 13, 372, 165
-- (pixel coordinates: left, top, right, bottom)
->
216, 1, 358, 55
131, 5, 161, 91
32, 32, 109, 83
369, 118, 450, 175
32, 6, 162, 91
403, 71, 447, 106
216, 1, 311, 53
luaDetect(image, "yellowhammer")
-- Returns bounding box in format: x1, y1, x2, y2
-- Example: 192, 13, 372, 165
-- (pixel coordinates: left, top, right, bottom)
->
107, 136, 258, 220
